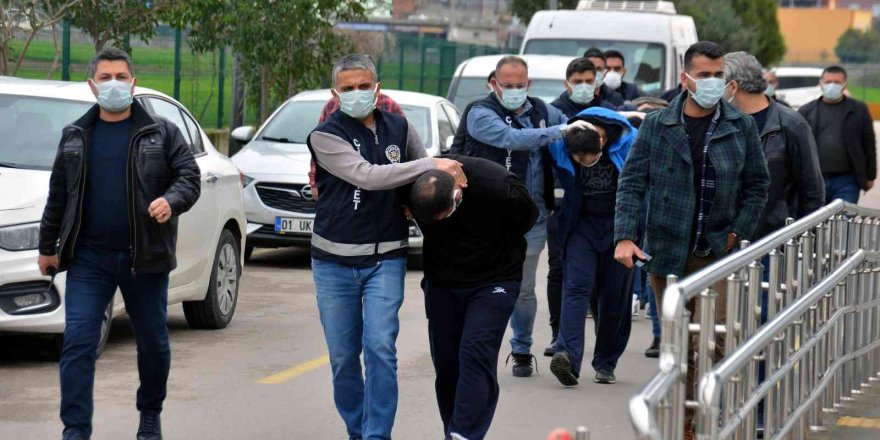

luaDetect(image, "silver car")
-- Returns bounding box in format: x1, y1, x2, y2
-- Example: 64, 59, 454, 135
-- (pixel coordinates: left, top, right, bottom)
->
230, 89, 461, 261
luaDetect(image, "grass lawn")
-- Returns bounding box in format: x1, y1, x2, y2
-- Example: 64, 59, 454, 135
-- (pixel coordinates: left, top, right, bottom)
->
848, 86, 880, 104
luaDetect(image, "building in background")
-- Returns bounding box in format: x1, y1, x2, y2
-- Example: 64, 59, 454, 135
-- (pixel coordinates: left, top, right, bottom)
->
778, 5, 874, 63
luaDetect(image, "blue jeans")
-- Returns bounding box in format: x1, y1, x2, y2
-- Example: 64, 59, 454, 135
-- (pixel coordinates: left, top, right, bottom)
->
646, 278, 660, 339
825, 174, 860, 204
312, 257, 406, 440
61, 244, 170, 439
509, 250, 541, 354
558, 216, 633, 374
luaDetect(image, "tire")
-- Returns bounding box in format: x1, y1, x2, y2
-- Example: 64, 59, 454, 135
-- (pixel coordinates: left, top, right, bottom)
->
51, 300, 113, 361
244, 246, 254, 262
183, 229, 240, 329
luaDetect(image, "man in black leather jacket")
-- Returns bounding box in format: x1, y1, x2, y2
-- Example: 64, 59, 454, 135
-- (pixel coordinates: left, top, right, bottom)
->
37, 48, 201, 440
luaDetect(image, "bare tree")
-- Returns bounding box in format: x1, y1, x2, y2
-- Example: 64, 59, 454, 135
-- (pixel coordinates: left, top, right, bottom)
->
0, 0, 81, 76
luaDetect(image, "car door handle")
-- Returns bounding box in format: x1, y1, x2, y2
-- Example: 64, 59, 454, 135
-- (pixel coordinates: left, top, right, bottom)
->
206, 174, 219, 184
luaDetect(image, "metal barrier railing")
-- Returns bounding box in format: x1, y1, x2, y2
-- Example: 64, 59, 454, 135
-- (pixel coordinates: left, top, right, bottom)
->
629, 200, 880, 439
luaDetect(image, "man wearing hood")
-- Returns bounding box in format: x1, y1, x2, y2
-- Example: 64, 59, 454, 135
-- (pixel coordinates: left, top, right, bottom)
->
546, 107, 638, 387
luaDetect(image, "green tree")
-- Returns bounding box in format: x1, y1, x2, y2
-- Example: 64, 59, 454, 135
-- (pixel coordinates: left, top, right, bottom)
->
836, 29, 880, 63
70, 0, 171, 52
510, 0, 577, 24
165, 0, 368, 122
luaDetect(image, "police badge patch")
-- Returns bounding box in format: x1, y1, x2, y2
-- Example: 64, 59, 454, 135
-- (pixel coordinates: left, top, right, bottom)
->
385, 145, 401, 163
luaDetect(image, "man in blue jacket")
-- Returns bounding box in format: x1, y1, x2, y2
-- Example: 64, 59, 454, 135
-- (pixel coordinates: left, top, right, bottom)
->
546, 107, 637, 386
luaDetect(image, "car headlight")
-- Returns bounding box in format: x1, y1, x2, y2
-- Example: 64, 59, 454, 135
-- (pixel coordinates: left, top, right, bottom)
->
0, 222, 41, 251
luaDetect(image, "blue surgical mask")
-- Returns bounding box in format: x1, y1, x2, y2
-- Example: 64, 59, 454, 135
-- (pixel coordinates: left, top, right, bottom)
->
595, 70, 605, 87
497, 87, 528, 111
568, 82, 595, 105
337, 87, 377, 119
686, 73, 727, 109
822, 83, 844, 101
94, 79, 133, 112
764, 84, 776, 97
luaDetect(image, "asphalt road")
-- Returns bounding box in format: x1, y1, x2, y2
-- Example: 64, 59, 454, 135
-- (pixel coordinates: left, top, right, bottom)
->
0, 247, 657, 440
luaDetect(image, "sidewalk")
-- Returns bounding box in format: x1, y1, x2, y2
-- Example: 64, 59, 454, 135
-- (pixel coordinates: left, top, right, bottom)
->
814, 378, 880, 440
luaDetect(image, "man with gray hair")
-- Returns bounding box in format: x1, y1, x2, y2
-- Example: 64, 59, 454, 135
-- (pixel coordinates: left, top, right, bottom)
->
306, 54, 465, 440
723, 51, 824, 241
723, 50, 824, 437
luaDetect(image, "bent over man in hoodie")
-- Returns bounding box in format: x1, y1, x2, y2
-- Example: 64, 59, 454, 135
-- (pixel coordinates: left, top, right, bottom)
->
546, 107, 638, 387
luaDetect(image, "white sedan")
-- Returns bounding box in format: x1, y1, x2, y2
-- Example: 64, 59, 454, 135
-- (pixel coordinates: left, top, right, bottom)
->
0, 77, 246, 356
230, 89, 461, 261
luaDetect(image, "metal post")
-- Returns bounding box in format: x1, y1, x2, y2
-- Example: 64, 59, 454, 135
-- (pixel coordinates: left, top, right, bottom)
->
783, 238, 799, 420
217, 47, 226, 129
173, 28, 182, 100
397, 38, 405, 90
418, 36, 426, 93
766, 250, 783, 439
61, 20, 71, 81
743, 261, 762, 437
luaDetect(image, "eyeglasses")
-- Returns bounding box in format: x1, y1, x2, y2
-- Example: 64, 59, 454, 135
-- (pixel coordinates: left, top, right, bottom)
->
496, 81, 530, 90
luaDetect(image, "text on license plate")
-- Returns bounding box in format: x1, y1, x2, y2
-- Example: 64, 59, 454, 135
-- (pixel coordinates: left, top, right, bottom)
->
274, 217, 313, 234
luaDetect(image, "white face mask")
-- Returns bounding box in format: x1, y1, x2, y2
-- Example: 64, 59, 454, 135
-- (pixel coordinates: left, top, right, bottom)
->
336, 85, 378, 119
595, 70, 606, 88
685, 73, 728, 109
92, 79, 134, 112
822, 83, 844, 101
568, 82, 595, 105
604, 71, 623, 90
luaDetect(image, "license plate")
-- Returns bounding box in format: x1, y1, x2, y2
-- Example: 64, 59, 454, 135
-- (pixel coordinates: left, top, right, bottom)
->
274, 217, 313, 234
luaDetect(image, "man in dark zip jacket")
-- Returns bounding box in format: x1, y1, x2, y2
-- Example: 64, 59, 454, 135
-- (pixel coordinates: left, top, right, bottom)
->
37, 48, 201, 440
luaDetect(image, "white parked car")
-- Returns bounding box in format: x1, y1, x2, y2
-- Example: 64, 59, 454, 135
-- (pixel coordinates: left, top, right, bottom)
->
447, 54, 576, 110
773, 67, 824, 110
230, 89, 460, 261
0, 77, 246, 356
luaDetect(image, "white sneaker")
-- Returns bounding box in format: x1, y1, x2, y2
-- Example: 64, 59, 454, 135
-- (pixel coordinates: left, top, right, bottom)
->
632, 295, 640, 317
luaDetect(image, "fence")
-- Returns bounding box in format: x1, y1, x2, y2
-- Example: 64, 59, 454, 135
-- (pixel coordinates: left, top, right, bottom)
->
376, 33, 503, 99
629, 200, 880, 439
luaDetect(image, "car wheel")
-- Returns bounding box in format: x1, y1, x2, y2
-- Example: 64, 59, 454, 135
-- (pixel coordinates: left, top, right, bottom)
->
51, 300, 113, 361
95, 300, 113, 357
183, 229, 240, 329
244, 245, 254, 262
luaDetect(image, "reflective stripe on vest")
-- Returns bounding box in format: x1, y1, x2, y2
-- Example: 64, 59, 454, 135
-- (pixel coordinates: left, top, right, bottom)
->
311, 233, 408, 257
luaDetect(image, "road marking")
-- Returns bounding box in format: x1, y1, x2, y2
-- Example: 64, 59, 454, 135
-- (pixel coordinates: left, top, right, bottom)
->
257, 354, 330, 384
837, 416, 880, 429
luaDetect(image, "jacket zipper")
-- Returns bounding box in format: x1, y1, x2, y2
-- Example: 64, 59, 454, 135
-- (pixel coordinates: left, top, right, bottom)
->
127, 127, 156, 275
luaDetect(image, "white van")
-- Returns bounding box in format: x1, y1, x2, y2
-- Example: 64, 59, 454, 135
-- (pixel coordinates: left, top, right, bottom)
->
446, 54, 576, 110
519, 1, 697, 96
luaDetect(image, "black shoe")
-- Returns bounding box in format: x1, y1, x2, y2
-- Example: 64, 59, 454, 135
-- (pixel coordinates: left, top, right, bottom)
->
506, 352, 537, 377
543, 334, 558, 357
137, 413, 162, 440
594, 369, 616, 384
645, 337, 660, 358
550, 351, 579, 387
62, 429, 87, 440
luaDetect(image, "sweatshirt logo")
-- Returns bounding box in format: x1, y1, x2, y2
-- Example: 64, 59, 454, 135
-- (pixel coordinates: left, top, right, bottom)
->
385, 145, 401, 163
492, 287, 507, 294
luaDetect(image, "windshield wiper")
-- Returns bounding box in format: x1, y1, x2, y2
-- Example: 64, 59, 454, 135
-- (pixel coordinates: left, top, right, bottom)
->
261, 136, 296, 143
0, 161, 20, 169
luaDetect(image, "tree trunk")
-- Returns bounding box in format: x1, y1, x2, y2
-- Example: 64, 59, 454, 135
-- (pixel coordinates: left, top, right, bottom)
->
229, 54, 246, 156
11, 29, 40, 76
260, 64, 269, 123
47, 23, 61, 79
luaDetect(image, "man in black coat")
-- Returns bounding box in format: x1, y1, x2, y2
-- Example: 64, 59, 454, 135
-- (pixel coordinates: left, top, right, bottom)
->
799, 65, 876, 204
38, 48, 201, 440
409, 156, 538, 440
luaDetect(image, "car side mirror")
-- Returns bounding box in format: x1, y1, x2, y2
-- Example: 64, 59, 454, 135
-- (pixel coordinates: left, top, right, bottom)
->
231, 126, 256, 143
443, 135, 455, 152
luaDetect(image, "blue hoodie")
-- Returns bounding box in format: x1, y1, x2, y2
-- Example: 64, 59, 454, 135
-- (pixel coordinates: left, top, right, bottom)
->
548, 107, 637, 251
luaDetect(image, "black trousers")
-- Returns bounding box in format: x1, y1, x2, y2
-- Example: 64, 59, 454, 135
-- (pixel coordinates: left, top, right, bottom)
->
547, 211, 563, 335
423, 279, 520, 440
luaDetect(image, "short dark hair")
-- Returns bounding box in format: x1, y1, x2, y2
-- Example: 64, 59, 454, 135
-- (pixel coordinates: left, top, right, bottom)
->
487, 70, 496, 83
583, 47, 605, 62
822, 65, 848, 80
565, 126, 601, 156
565, 58, 596, 80
496, 56, 528, 73
411, 170, 455, 223
87, 47, 134, 78
684, 41, 724, 71
604, 49, 625, 65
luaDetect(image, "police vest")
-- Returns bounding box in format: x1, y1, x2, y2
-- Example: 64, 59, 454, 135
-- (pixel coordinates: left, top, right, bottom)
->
452, 94, 556, 211
306, 110, 410, 267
